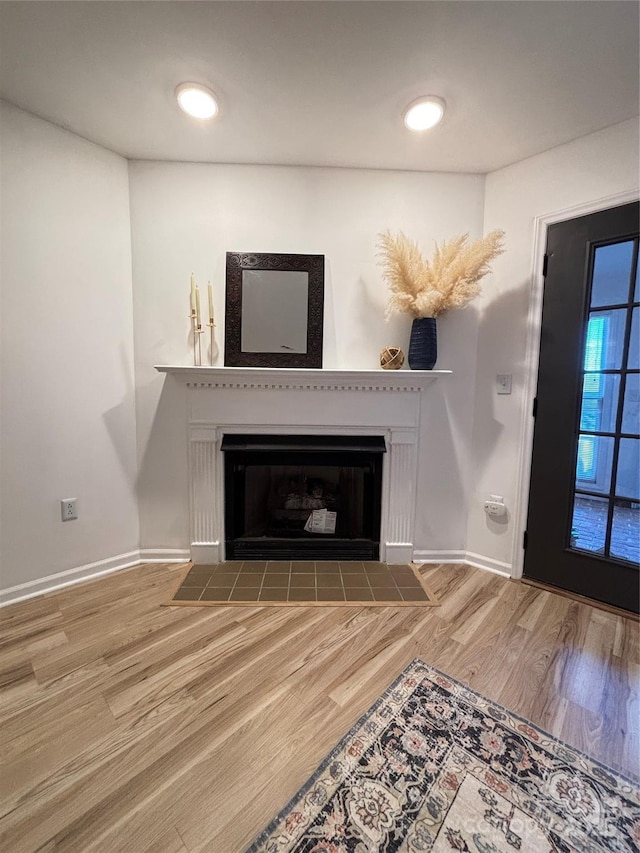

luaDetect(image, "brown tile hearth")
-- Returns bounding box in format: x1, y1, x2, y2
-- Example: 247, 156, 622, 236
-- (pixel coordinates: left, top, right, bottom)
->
168, 561, 439, 607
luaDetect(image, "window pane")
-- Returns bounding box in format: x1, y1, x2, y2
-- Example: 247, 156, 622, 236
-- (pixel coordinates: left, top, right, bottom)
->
579, 373, 620, 433
585, 310, 626, 370
576, 435, 614, 492
590, 241, 634, 307
610, 502, 640, 565
628, 307, 639, 370
616, 438, 640, 500
634, 256, 639, 302
570, 495, 607, 554
622, 373, 640, 435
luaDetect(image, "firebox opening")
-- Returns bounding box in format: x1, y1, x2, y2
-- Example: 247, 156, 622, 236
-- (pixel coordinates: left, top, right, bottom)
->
221, 435, 385, 560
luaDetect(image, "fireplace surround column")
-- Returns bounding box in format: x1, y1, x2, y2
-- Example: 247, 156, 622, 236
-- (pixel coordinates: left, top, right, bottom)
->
384, 429, 418, 563
189, 426, 221, 564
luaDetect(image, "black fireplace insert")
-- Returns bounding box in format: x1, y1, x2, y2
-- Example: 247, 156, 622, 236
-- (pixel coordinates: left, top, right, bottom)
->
221, 434, 385, 560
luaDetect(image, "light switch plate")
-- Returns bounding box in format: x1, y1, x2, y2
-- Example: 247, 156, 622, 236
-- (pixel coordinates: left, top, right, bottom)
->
496, 374, 512, 395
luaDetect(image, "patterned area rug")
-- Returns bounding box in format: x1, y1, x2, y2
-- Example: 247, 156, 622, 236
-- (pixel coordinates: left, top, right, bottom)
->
246, 659, 639, 852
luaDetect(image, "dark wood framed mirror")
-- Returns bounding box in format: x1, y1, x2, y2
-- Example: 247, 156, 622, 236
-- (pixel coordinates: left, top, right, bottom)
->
224, 252, 324, 368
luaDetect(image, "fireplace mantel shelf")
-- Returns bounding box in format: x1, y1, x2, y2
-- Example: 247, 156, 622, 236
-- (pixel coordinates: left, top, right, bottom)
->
155, 365, 451, 392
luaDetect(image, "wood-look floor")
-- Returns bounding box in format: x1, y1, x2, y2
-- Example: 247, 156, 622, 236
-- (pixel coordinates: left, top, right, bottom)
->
0, 562, 638, 852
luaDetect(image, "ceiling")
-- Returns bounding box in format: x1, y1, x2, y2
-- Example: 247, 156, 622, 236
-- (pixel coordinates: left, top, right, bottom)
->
0, 1, 638, 174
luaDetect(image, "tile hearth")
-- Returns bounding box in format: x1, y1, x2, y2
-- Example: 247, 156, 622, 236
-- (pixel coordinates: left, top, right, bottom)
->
170, 561, 438, 606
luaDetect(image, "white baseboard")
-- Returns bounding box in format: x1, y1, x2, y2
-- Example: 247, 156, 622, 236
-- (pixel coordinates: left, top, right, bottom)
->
1, 545, 513, 608
463, 551, 512, 577
190, 543, 221, 564
413, 549, 512, 578
412, 549, 466, 564
0, 550, 142, 607
384, 542, 414, 564
139, 548, 191, 564
0, 548, 191, 608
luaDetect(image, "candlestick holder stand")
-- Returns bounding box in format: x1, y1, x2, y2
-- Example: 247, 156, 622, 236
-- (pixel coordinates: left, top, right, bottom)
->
190, 310, 203, 366
207, 320, 216, 366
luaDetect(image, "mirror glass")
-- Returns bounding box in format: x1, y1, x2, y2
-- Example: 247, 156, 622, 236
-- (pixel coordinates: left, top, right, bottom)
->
225, 252, 324, 368
241, 270, 309, 353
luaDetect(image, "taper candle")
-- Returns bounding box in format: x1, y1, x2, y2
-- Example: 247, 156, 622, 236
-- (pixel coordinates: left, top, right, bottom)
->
195, 286, 201, 325
208, 282, 214, 323
190, 273, 196, 314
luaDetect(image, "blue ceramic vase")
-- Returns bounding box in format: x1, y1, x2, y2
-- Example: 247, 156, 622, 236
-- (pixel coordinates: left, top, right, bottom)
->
408, 317, 437, 370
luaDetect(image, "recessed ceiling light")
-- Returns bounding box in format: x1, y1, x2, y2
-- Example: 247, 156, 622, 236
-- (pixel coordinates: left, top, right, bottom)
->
175, 83, 218, 120
403, 97, 446, 131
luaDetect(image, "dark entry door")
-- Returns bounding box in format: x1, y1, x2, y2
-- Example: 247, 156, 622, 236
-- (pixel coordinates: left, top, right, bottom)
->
524, 201, 639, 613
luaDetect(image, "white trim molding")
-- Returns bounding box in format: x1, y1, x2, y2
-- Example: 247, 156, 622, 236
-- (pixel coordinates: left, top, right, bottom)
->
413, 549, 467, 565
0, 545, 515, 608
139, 549, 191, 564
413, 550, 511, 577
0, 549, 190, 607
155, 365, 450, 392
510, 189, 640, 580
464, 551, 512, 578
0, 551, 141, 607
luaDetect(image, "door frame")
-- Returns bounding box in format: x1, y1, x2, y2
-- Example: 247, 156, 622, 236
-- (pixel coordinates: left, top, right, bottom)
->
510, 188, 639, 580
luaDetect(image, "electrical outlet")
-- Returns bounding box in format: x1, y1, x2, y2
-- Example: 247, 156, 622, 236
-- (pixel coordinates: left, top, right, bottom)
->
61, 498, 78, 521
483, 500, 507, 518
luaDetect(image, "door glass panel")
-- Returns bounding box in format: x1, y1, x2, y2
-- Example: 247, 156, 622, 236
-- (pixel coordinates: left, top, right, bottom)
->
616, 438, 640, 500
576, 435, 614, 492
622, 373, 640, 434
628, 307, 639, 369
570, 494, 608, 554
590, 241, 634, 307
579, 373, 620, 433
586, 309, 627, 370
610, 502, 640, 564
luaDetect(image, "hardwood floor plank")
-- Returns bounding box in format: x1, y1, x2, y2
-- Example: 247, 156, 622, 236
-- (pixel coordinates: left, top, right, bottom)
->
143, 827, 189, 853
613, 611, 640, 664
516, 587, 551, 631
562, 607, 618, 714
527, 600, 590, 739
0, 661, 36, 699
0, 695, 117, 811
0, 679, 290, 852
0, 561, 637, 852
0, 606, 64, 654
559, 699, 607, 764
290, 607, 430, 705
448, 575, 505, 645
496, 591, 572, 716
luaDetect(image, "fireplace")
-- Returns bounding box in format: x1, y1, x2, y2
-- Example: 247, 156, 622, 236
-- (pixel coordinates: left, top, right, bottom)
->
221, 434, 385, 560
155, 365, 447, 566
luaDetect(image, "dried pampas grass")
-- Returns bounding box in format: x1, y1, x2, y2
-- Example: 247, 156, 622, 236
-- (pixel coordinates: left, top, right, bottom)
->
378, 229, 505, 318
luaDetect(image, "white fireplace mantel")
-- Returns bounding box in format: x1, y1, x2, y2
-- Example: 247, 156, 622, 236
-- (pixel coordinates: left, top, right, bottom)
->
156, 365, 450, 565
155, 365, 451, 391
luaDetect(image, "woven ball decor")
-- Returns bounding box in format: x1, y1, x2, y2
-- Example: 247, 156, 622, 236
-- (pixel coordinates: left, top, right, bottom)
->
380, 346, 405, 370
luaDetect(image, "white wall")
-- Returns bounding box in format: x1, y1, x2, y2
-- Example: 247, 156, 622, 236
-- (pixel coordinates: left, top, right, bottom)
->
129, 162, 485, 555
4, 104, 635, 591
0, 102, 139, 593
467, 118, 640, 571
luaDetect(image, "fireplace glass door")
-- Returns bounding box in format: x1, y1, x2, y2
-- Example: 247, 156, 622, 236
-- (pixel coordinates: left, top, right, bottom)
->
221, 435, 385, 560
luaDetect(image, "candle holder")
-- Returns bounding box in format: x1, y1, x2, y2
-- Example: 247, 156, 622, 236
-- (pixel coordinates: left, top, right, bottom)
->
190, 309, 203, 366
207, 319, 216, 366
196, 322, 203, 366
